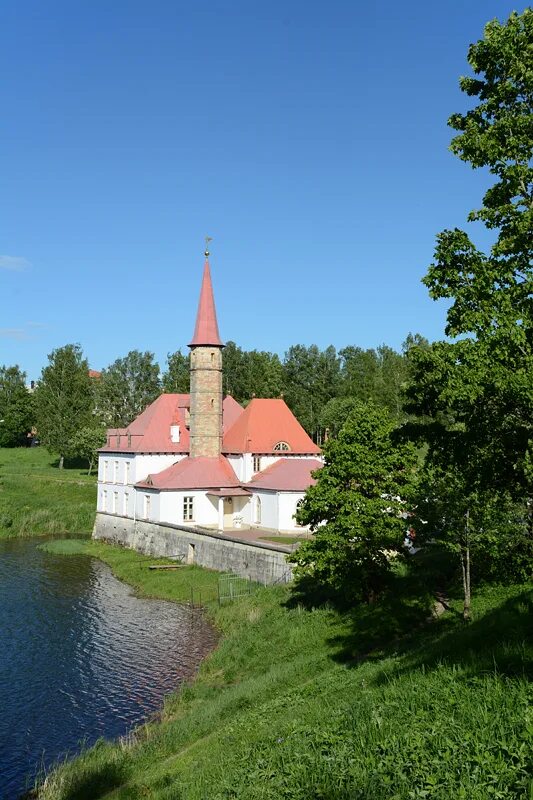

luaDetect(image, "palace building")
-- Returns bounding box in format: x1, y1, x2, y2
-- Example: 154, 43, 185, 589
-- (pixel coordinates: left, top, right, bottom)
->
96, 251, 322, 534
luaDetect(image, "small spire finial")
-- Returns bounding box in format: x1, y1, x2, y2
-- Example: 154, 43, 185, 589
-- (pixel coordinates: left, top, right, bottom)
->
205, 235, 212, 257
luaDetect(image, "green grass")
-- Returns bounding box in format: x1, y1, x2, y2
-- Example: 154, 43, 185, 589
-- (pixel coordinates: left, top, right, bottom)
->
258, 535, 302, 544
38, 539, 93, 555
36, 541, 533, 800
0, 447, 96, 538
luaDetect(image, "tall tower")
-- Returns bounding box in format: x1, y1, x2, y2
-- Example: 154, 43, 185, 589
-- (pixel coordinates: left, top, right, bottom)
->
188, 246, 224, 458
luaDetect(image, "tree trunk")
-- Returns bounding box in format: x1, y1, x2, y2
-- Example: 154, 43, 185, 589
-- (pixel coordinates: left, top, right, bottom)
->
461, 509, 471, 621
88, 458, 93, 477
59, 455, 64, 470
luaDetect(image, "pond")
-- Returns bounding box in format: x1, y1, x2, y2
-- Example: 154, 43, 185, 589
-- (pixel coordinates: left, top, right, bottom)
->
0, 538, 217, 798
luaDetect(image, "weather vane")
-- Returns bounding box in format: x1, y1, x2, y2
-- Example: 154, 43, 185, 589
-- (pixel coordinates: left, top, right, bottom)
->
205, 235, 212, 257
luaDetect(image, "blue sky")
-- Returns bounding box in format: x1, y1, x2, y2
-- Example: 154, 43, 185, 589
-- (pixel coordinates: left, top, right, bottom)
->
0, 0, 520, 379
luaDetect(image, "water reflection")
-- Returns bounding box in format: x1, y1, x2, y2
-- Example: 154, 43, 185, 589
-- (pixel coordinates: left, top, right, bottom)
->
0, 538, 217, 799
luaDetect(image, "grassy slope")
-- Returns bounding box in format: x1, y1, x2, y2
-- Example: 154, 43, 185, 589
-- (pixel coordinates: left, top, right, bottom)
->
0, 447, 96, 537
38, 543, 532, 800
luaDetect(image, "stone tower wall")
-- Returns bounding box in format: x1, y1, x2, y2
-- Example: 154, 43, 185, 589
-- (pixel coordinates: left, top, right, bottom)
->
189, 346, 223, 458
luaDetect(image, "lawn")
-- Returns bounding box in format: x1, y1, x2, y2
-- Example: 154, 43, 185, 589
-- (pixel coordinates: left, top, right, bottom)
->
36, 540, 532, 800
0, 447, 97, 538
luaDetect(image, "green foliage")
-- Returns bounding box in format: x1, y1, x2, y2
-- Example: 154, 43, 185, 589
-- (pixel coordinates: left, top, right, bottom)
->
319, 396, 358, 437
282, 344, 340, 435
70, 424, 107, 475
0, 364, 34, 447
448, 9, 533, 261
162, 349, 190, 393
292, 402, 417, 601
415, 465, 533, 585
98, 350, 161, 427
405, 9, 533, 615
34, 344, 94, 465
408, 8, 533, 496
223, 341, 283, 404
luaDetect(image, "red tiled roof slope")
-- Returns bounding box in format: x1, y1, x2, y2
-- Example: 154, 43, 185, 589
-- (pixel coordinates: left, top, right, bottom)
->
101, 394, 243, 454
137, 455, 240, 490
223, 398, 321, 454
247, 458, 323, 491
222, 395, 244, 433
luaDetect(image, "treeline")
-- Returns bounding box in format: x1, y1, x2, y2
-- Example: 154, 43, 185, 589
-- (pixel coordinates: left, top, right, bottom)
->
0, 333, 426, 465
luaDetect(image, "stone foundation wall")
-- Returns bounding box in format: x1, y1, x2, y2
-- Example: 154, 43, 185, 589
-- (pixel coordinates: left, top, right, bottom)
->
93, 513, 293, 585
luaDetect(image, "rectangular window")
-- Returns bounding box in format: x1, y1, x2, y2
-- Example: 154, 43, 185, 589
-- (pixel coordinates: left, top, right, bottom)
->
103, 461, 108, 482
144, 494, 151, 520
183, 496, 194, 522
102, 489, 107, 511
114, 460, 119, 483
112, 491, 118, 513
253, 456, 261, 473
123, 492, 129, 516
125, 461, 130, 485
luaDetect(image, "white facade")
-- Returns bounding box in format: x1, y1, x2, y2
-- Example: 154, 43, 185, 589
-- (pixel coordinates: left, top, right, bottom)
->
97, 452, 186, 520
97, 448, 316, 533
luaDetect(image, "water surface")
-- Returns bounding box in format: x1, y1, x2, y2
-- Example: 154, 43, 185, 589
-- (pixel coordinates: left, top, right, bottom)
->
0, 538, 216, 798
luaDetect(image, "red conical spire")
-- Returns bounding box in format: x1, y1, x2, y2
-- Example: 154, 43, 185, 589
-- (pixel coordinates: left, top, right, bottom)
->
189, 255, 224, 347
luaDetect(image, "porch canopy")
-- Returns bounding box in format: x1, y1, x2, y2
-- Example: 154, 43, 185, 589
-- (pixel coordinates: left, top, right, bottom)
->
206, 487, 251, 497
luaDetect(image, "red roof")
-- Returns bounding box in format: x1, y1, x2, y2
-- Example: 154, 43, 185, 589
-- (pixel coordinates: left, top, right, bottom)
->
101, 394, 243, 454
223, 395, 244, 433
189, 259, 223, 347
137, 455, 240, 490
223, 398, 321, 454
101, 394, 190, 453
88, 369, 101, 379
247, 458, 323, 491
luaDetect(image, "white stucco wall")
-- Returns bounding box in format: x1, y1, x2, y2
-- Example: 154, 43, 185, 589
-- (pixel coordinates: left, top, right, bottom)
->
227, 454, 245, 481
97, 453, 186, 520
98, 452, 185, 487
135, 488, 160, 522
159, 490, 219, 527
278, 491, 306, 531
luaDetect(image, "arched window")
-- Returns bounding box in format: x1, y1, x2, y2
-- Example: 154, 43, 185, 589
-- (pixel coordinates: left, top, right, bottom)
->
294, 498, 304, 527
273, 441, 290, 452
254, 496, 262, 524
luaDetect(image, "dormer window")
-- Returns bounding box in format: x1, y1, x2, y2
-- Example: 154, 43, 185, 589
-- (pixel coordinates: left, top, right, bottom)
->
273, 441, 290, 452
170, 424, 180, 443
127, 432, 132, 448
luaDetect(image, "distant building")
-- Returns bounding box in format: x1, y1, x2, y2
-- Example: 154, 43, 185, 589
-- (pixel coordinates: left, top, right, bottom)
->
96, 252, 322, 533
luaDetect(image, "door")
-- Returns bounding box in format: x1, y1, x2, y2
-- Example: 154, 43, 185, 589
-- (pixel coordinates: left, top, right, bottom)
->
223, 497, 233, 529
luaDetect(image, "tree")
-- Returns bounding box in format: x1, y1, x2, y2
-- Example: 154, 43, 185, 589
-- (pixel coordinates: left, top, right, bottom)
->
34, 344, 94, 468
319, 396, 358, 438
70, 424, 107, 475
244, 350, 283, 399
98, 350, 161, 427
282, 345, 341, 436
291, 402, 417, 603
222, 341, 248, 402
406, 9, 533, 500
0, 365, 34, 447
162, 350, 190, 393
404, 10, 533, 612
339, 346, 380, 405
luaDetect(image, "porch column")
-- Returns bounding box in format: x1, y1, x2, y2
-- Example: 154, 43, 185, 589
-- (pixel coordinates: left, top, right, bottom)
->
218, 496, 224, 531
